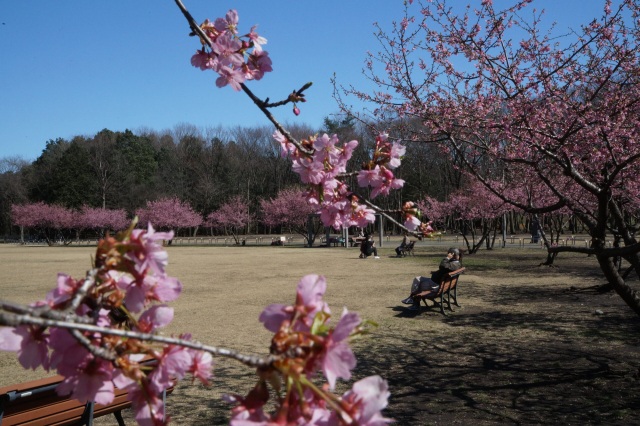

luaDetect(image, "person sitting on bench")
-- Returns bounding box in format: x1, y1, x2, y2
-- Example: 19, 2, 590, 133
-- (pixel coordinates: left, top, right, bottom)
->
395, 232, 410, 257
401, 247, 462, 310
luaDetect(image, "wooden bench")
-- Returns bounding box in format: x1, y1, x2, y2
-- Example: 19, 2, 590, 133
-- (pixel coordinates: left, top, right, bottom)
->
0, 360, 174, 426
412, 267, 465, 315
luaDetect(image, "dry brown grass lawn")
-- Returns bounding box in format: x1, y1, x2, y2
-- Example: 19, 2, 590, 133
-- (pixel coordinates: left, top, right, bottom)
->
1, 238, 639, 425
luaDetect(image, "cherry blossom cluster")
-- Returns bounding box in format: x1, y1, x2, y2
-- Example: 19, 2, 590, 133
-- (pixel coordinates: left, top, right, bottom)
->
0, 224, 212, 425
274, 131, 374, 230
190, 9, 272, 91
357, 133, 406, 199
225, 274, 392, 425
274, 130, 416, 231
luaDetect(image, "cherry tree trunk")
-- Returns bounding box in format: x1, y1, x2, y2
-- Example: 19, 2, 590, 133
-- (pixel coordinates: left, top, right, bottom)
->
598, 255, 640, 317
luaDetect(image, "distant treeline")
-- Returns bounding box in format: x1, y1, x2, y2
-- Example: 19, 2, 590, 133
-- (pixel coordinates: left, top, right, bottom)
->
0, 118, 465, 238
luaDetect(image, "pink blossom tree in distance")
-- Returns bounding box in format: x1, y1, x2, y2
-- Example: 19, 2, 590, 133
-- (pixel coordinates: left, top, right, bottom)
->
136, 197, 203, 238
260, 187, 324, 246
205, 195, 251, 245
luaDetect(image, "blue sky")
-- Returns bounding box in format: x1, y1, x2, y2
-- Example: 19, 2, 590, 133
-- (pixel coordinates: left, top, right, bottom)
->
1, 1, 605, 161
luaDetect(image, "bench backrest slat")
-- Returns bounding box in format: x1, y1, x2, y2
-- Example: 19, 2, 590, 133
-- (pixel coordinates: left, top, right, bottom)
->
0, 357, 166, 426
414, 268, 465, 298
1, 377, 133, 426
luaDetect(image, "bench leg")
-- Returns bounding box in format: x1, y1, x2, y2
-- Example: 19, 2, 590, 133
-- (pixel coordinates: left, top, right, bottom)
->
451, 287, 460, 307
420, 297, 431, 307
114, 410, 126, 426
80, 401, 95, 425
438, 294, 446, 315
446, 291, 454, 312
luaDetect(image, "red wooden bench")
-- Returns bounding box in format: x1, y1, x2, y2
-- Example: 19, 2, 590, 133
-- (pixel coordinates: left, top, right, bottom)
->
0, 359, 174, 426
412, 267, 465, 315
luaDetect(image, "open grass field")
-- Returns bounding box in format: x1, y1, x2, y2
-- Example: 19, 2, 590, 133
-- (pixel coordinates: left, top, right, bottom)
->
1, 238, 639, 425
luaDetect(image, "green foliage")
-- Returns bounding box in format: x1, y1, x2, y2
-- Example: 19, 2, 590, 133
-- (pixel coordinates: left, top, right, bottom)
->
115, 130, 158, 185
51, 140, 100, 208
28, 138, 70, 203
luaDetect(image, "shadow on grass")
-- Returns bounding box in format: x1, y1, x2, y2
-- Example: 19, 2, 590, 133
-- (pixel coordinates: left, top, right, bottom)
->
381, 271, 640, 425
355, 322, 640, 425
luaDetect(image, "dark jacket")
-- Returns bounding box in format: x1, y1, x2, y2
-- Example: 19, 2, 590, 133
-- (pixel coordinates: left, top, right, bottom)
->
430, 258, 461, 284
360, 239, 375, 256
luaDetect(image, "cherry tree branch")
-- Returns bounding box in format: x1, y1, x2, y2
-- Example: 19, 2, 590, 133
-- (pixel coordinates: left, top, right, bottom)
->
0, 301, 276, 369
173, 0, 313, 156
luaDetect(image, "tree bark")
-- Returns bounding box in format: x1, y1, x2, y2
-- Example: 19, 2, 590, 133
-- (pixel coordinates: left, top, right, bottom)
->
598, 255, 640, 316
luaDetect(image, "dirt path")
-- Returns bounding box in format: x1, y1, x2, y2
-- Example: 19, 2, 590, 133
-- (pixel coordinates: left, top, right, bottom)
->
1, 242, 638, 425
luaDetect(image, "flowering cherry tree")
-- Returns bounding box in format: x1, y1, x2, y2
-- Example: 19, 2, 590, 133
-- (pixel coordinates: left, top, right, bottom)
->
260, 187, 324, 246
205, 195, 251, 244
135, 197, 202, 237
12, 203, 129, 243
444, 180, 512, 254
340, 0, 640, 314
416, 197, 450, 233
11, 202, 76, 245
76, 205, 130, 235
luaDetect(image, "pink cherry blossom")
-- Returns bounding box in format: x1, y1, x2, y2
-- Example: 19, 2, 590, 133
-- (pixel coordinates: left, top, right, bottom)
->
135, 198, 202, 231
145, 274, 183, 304
0, 325, 50, 370
388, 142, 406, 169
188, 350, 214, 386
150, 343, 193, 392
191, 49, 212, 70
403, 215, 421, 231
259, 303, 291, 333
357, 167, 383, 188
295, 274, 330, 323
205, 196, 252, 245
247, 50, 272, 80
214, 9, 239, 34
48, 327, 90, 373
46, 273, 81, 307
292, 157, 326, 185
274, 130, 296, 157
128, 383, 166, 426
247, 25, 267, 51
319, 203, 345, 230
136, 305, 174, 333
56, 357, 115, 405
216, 66, 246, 91
76, 206, 129, 231
331, 376, 392, 425
130, 223, 174, 275
213, 33, 244, 67
193, 9, 273, 91
226, 393, 271, 425
0, 327, 21, 351
321, 308, 360, 389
